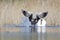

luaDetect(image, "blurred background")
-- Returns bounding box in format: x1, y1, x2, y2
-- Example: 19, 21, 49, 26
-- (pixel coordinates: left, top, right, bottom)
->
0, 0, 60, 26
0, 0, 60, 40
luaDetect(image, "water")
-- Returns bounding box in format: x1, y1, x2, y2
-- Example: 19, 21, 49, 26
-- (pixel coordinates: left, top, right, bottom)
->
1, 24, 60, 40
1, 23, 60, 40
0, 32, 60, 40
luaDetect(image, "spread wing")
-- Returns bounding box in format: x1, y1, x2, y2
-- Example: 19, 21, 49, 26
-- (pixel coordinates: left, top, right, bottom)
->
37, 12, 48, 18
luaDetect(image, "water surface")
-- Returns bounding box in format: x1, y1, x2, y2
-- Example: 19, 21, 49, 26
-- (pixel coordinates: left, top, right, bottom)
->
0, 32, 60, 40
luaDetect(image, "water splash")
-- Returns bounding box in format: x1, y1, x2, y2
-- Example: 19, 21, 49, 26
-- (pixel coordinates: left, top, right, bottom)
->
20, 17, 31, 26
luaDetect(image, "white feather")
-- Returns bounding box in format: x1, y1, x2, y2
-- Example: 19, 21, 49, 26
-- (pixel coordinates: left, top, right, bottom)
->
36, 19, 46, 33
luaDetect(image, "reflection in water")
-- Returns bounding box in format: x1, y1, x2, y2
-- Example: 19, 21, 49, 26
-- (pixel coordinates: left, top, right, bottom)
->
0, 32, 60, 40
1, 24, 60, 40
1, 32, 47, 40
37, 32, 47, 40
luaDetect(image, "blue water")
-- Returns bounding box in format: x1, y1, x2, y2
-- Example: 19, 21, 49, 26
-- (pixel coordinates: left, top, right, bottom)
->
0, 32, 60, 40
